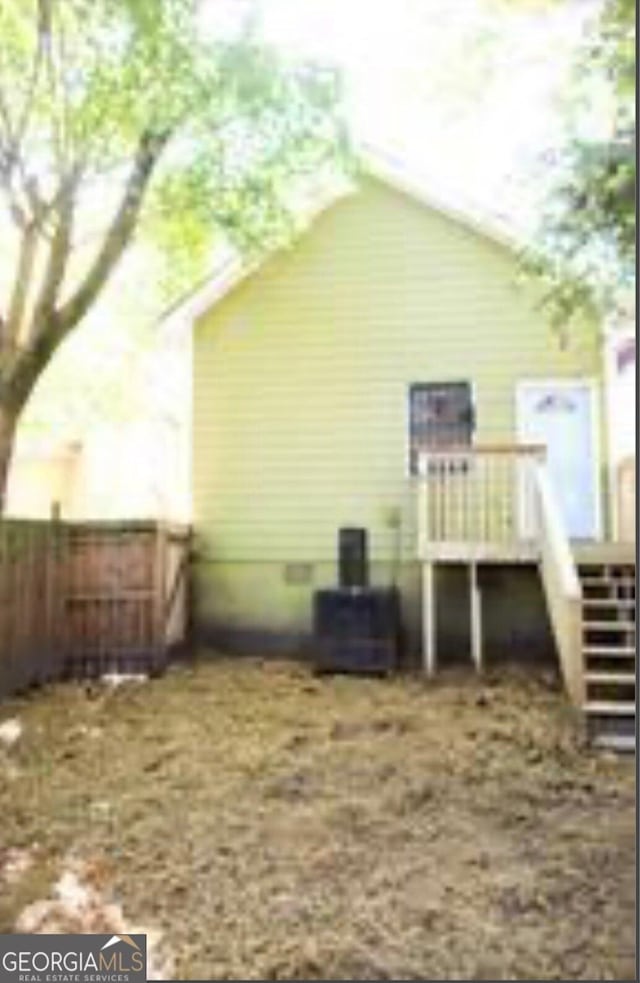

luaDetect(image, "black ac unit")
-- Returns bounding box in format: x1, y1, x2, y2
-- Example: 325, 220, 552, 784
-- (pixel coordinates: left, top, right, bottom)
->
313, 527, 400, 675
313, 587, 400, 675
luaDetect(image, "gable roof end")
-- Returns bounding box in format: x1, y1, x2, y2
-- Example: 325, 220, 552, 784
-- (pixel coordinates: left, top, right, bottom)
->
160, 150, 522, 334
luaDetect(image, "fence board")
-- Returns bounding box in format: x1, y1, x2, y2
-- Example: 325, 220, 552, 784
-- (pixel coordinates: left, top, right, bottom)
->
0, 519, 190, 698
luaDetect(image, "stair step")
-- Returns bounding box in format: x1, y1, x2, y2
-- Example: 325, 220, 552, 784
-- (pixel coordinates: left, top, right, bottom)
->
584, 645, 636, 658
581, 588, 635, 600
582, 621, 636, 632
585, 671, 636, 686
592, 732, 636, 753
584, 700, 636, 716
581, 576, 635, 588
582, 597, 636, 610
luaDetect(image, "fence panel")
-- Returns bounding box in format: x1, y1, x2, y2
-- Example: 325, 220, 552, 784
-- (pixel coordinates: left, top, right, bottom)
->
63, 522, 160, 677
0, 521, 65, 696
0, 519, 191, 698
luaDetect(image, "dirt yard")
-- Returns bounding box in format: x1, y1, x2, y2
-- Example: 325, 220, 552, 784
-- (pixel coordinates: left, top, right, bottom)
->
0, 656, 635, 980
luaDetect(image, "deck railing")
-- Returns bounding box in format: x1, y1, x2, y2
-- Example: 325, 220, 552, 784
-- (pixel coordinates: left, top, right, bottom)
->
416, 444, 586, 705
417, 444, 545, 561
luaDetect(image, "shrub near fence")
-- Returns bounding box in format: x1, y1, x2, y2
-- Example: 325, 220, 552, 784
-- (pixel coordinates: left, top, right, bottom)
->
0, 519, 190, 700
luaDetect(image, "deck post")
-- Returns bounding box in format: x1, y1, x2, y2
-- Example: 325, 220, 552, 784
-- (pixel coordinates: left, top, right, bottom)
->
422, 561, 436, 675
470, 561, 483, 672
417, 451, 429, 557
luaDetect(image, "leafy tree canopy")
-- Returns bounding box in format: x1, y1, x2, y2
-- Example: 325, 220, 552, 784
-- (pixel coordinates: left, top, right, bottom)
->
524, 0, 635, 328
0, 0, 345, 501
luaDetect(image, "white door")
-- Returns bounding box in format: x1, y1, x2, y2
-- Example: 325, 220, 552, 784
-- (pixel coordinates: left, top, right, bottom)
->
517, 380, 600, 540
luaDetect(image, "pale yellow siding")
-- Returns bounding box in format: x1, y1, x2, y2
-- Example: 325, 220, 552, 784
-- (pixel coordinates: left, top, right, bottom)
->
193, 178, 603, 648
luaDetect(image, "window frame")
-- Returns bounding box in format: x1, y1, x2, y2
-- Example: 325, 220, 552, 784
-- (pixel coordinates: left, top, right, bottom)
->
406, 380, 476, 477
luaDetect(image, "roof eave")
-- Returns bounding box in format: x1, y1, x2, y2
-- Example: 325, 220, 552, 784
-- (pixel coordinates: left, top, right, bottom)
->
159, 151, 523, 331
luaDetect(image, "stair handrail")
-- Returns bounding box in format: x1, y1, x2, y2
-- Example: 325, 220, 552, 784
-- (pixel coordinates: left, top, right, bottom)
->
531, 459, 585, 706
533, 462, 582, 599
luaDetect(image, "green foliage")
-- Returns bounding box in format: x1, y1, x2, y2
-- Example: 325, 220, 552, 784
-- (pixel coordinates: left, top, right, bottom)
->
526, 0, 635, 326
0, 0, 346, 306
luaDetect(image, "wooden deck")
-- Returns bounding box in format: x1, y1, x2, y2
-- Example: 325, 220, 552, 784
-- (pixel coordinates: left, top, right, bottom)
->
421, 542, 539, 563
416, 445, 635, 716
572, 542, 636, 565
416, 444, 636, 567
421, 540, 636, 567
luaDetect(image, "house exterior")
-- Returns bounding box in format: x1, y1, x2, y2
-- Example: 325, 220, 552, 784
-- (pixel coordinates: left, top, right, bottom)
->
182, 165, 623, 672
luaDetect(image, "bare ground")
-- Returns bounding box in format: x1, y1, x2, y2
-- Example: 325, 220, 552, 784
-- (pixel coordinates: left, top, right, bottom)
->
0, 656, 635, 981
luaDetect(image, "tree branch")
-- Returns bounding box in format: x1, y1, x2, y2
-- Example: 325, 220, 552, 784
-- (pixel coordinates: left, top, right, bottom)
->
0, 88, 29, 229
0, 91, 47, 229
56, 127, 170, 332
5, 221, 39, 346
2, 128, 169, 412
0, 2, 58, 227
31, 168, 79, 330
0, 82, 15, 148
12, 0, 49, 166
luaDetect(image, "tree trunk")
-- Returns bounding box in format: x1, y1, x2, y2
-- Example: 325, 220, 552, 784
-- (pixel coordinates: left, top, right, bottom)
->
0, 129, 170, 516
0, 403, 18, 515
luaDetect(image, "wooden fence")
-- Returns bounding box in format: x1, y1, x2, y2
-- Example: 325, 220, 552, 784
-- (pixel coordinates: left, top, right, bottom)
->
0, 519, 191, 699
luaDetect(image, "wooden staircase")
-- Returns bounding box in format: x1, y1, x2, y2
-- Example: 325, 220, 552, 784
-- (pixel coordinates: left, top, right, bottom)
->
579, 558, 636, 753
416, 449, 636, 753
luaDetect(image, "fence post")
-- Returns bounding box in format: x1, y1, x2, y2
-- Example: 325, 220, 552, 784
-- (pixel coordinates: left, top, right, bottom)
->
153, 522, 169, 668
45, 514, 61, 679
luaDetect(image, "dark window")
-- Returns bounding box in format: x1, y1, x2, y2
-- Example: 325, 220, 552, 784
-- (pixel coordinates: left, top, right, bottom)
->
409, 381, 474, 474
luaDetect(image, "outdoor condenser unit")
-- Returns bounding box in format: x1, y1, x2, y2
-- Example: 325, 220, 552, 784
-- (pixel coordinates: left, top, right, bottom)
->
313, 527, 400, 674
